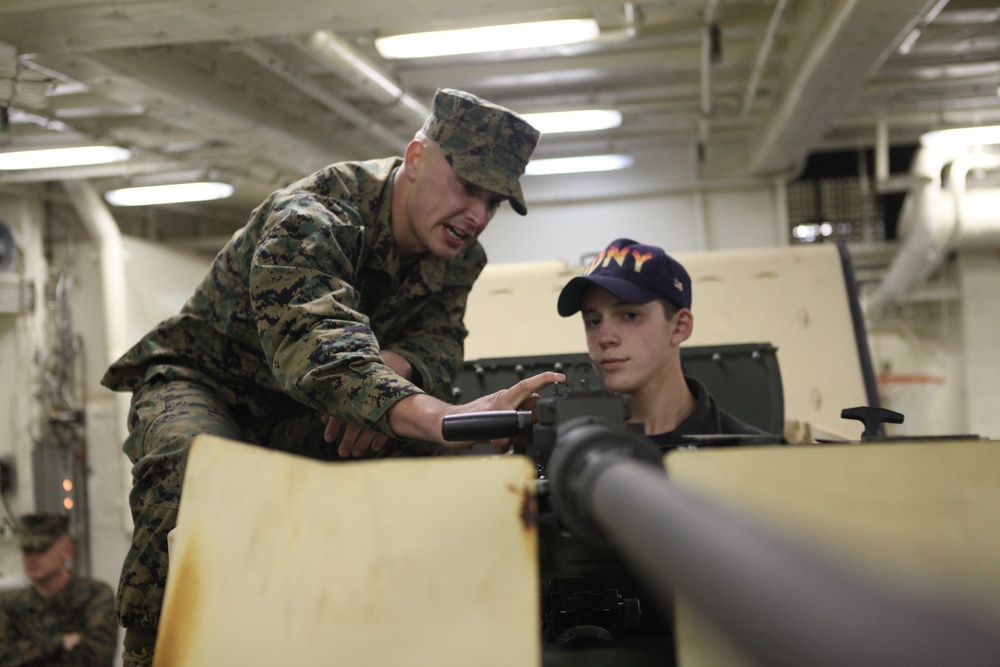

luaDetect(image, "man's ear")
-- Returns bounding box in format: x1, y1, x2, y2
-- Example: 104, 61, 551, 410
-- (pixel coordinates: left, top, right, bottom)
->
401, 138, 428, 178
671, 308, 694, 345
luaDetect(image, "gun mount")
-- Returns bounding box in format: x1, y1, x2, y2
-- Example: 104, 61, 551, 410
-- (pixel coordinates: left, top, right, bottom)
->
442, 386, 1000, 667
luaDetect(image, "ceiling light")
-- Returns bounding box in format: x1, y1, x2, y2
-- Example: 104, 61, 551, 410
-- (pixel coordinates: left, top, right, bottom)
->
104, 182, 234, 206
0, 145, 131, 170
374, 19, 600, 59
920, 125, 1000, 148
521, 109, 622, 134
525, 154, 634, 176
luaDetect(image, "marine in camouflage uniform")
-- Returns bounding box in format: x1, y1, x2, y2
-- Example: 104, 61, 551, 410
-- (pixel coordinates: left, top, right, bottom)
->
100, 89, 542, 662
0, 514, 117, 666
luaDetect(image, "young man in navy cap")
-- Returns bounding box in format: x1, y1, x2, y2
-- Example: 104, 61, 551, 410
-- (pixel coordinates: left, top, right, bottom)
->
558, 238, 769, 445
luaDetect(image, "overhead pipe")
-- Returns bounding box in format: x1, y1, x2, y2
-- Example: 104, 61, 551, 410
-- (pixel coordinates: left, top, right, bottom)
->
950, 155, 1000, 249
867, 145, 1000, 311
697, 0, 721, 159
302, 31, 428, 123
590, 2, 642, 44
741, 0, 789, 118
237, 41, 409, 152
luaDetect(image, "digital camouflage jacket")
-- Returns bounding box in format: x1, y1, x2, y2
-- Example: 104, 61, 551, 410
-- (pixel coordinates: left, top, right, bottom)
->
0, 576, 117, 666
101, 157, 486, 435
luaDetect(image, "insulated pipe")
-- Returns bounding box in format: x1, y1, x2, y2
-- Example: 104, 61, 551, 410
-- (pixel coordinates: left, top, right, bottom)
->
868, 146, 1000, 311
909, 152, 1000, 288
60, 180, 130, 379
303, 31, 429, 122
61, 179, 133, 531
867, 144, 950, 310
547, 425, 1000, 667
946, 153, 1000, 250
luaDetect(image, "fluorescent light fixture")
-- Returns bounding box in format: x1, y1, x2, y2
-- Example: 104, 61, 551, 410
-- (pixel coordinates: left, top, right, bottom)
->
0, 145, 131, 170
104, 182, 234, 206
921, 125, 1000, 148
525, 154, 634, 176
521, 109, 622, 134
375, 18, 599, 59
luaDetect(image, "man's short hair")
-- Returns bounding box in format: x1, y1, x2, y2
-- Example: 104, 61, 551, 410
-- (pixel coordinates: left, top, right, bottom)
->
557, 238, 692, 316
419, 88, 540, 216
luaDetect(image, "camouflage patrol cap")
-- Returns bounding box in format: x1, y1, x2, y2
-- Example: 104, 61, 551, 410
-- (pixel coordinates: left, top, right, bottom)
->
18, 513, 69, 551
420, 88, 540, 215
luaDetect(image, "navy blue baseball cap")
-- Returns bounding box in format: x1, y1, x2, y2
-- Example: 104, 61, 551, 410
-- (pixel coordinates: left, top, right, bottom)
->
557, 238, 692, 316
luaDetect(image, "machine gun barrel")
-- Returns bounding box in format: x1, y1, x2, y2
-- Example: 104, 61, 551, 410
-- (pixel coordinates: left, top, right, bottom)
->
548, 419, 1000, 667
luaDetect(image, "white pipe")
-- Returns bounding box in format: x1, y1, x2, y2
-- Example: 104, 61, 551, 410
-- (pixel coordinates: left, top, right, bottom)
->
303, 31, 429, 121
237, 41, 408, 152
698, 0, 720, 150
875, 119, 889, 183
868, 145, 951, 310
947, 154, 1000, 250
868, 147, 1000, 311
772, 177, 791, 246
61, 180, 130, 366
741, 0, 789, 118
60, 179, 133, 532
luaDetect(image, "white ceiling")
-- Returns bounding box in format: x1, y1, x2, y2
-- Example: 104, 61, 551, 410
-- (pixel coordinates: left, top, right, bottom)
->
1, 0, 998, 239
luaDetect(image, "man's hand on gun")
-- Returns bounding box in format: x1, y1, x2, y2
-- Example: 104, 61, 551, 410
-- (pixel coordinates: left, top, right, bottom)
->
442, 371, 564, 453
322, 362, 564, 457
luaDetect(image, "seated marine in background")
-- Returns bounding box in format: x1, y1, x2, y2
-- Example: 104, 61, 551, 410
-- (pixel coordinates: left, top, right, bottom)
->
0, 514, 117, 666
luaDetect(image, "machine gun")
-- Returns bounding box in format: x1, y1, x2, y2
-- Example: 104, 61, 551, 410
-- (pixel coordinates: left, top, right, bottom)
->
443, 385, 670, 651
441, 384, 1000, 667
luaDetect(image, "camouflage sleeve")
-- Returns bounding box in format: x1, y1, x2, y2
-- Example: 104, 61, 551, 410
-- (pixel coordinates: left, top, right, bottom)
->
73, 580, 117, 666
251, 193, 421, 434
385, 246, 484, 402
0, 592, 63, 666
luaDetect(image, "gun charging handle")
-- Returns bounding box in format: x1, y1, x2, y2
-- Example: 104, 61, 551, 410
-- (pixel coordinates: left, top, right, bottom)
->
841, 406, 904, 441
441, 410, 534, 442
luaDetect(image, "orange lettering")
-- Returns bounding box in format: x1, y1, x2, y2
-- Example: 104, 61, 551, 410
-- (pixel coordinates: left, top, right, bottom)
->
631, 251, 653, 271
602, 245, 630, 268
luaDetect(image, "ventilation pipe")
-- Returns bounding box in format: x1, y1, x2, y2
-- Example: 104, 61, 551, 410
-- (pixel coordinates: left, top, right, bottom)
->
302, 31, 429, 123
868, 141, 1000, 312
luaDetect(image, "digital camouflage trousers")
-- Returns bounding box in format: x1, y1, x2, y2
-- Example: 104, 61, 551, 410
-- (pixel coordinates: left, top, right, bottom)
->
117, 376, 431, 651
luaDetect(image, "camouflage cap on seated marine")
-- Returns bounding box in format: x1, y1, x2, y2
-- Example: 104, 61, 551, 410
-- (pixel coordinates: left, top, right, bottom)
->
18, 513, 70, 551
420, 88, 541, 216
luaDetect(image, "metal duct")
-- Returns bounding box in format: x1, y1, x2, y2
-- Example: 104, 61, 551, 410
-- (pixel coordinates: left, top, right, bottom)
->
867, 145, 1000, 311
